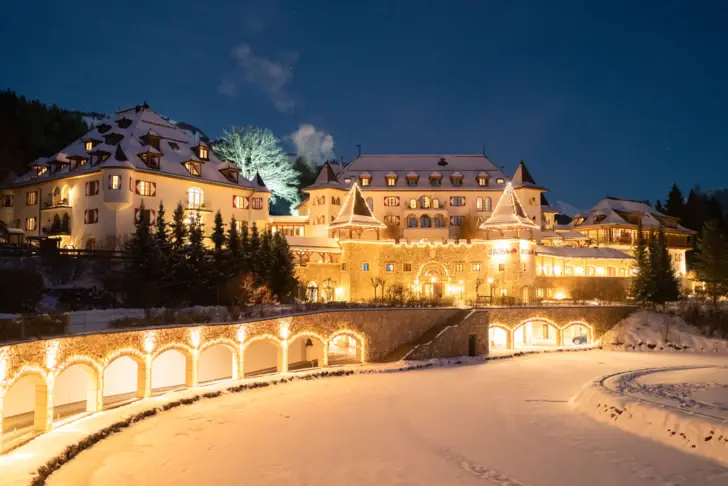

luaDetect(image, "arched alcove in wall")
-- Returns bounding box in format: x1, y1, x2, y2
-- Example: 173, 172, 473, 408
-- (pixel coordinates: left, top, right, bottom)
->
198, 343, 236, 384
287, 333, 325, 371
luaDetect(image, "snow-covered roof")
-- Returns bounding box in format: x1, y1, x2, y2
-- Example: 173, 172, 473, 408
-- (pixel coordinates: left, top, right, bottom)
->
535, 245, 634, 260
336, 154, 507, 190
306, 161, 344, 190
8, 104, 259, 191
570, 197, 694, 233
510, 161, 545, 190
285, 236, 342, 252
480, 183, 539, 230
329, 183, 386, 230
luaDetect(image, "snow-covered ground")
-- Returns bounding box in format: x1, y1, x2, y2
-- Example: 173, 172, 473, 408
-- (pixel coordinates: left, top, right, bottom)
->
573, 365, 728, 465
601, 310, 728, 353
27, 351, 728, 486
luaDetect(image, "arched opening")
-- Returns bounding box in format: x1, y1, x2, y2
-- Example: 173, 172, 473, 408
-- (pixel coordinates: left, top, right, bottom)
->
407, 215, 417, 228
103, 355, 143, 408
52, 187, 61, 205
328, 333, 364, 365
287, 334, 325, 371
488, 326, 509, 350
151, 349, 188, 394
563, 323, 592, 346
433, 215, 443, 228
53, 363, 100, 423
432, 199, 441, 209
513, 320, 560, 348
485, 197, 493, 212
420, 215, 431, 228
2, 371, 48, 439
366, 197, 374, 211
199, 344, 235, 384
243, 339, 281, 377
420, 196, 430, 209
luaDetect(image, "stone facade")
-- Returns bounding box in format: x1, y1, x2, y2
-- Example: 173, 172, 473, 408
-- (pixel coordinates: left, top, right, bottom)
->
405, 310, 490, 360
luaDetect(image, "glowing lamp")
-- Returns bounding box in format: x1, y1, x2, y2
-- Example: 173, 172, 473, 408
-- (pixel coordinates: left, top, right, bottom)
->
236, 325, 246, 343
279, 323, 291, 340
45, 340, 60, 370
487, 277, 494, 284
575, 266, 585, 275
431, 276, 437, 283
555, 291, 565, 300
458, 279, 463, 285
143, 331, 156, 353
190, 328, 202, 349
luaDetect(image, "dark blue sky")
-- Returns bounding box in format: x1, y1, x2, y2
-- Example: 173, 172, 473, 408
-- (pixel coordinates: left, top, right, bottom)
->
1, 1, 726, 209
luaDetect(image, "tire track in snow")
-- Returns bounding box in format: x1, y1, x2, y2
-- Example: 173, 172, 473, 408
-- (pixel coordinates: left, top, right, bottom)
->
436, 448, 528, 486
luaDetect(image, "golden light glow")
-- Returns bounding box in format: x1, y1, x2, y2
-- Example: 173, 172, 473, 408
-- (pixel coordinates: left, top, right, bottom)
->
431, 276, 437, 283
555, 291, 566, 300
279, 323, 291, 340
143, 331, 156, 353
189, 328, 203, 349
236, 325, 246, 343
574, 266, 585, 275
45, 341, 60, 370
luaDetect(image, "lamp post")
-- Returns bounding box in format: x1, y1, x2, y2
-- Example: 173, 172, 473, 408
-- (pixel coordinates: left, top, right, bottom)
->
458, 279, 464, 302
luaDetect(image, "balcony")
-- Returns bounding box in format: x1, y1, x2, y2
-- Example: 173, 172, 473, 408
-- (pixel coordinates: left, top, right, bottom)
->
41, 198, 72, 211
43, 223, 71, 236
184, 203, 212, 213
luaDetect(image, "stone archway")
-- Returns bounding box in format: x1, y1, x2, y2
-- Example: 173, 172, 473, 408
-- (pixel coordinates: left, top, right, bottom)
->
513, 319, 561, 348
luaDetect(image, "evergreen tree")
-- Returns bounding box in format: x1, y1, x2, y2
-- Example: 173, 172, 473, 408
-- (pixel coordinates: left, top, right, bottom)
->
258, 229, 274, 284
122, 202, 160, 307
248, 222, 260, 276
211, 211, 226, 251
152, 201, 171, 305
240, 221, 250, 274
651, 228, 680, 306
184, 213, 211, 304
154, 201, 170, 253
226, 216, 242, 277
171, 202, 187, 250
694, 219, 728, 305
631, 221, 653, 305
665, 183, 684, 219
268, 232, 298, 301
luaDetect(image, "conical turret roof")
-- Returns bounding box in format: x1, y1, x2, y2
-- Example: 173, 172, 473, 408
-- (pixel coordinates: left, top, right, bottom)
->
511, 160, 545, 189
329, 183, 385, 230
480, 182, 539, 230
306, 161, 344, 190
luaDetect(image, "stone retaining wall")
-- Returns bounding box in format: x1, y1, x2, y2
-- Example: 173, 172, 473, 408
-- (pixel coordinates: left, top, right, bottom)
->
488, 306, 635, 337
405, 311, 490, 360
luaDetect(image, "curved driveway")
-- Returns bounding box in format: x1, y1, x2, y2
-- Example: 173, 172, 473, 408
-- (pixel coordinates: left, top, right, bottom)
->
49, 351, 728, 486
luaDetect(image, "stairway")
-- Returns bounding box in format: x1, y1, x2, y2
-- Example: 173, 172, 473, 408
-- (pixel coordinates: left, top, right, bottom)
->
383, 309, 470, 362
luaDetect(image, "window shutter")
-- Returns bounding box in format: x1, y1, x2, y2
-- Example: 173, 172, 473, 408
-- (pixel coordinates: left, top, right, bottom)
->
232, 195, 237, 208
85, 182, 89, 196
129, 177, 133, 192
108, 176, 113, 189
150, 210, 156, 225
450, 216, 455, 225
244, 196, 250, 209
462, 197, 466, 205
151, 182, 156, 197
84, 210, 88, 224
135, 181, 141, 195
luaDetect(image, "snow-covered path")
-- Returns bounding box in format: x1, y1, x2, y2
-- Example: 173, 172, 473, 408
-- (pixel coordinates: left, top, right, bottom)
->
48, 351, 728, 486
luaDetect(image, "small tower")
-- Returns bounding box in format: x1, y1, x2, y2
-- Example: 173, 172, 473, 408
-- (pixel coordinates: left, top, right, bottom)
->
303, 162, 347, 237
329, 183, 385, 240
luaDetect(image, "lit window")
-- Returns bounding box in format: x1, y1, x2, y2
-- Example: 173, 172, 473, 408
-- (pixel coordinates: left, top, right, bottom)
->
26, 191, 38, 206
384, 215, 400, 225
476, 197, 484, 211
471, 263, 481, 272
432, 199, 441, 209
384, 196, 399, 207
184, 161, 202, 176
386, 176, 397, 186
137, 180, 154, 196
233, 195, 248, 209
477, 176, 488, 187
188, 187, 203, 208
34, 166, 48, 177
420, 196, 430, 209
537, 288, 544, 298
451, 196, 465, 207
385, 263, 395, 272
408, 199, 417, 209
360, 176, 370, 186
109, 175, 121, 190
496, 178, 504, 184
85, 140, 93, 151
455, 263, 464, 273
25, 217, 37, 231
85, 180, 100, 196
498, 263, 505, 272
199, 146, 209, 160
421, 215, 431, 227
500, 288, 507, 296
362, 263, 369, 271
485, 197, 492, 212
84, 209, 99, 224
404, 263, 412, 272
251, 197, 263, 210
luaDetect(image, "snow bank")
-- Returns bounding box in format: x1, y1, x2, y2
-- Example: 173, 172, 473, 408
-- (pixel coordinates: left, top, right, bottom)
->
572, 366, 728, 466
601, 310, 728, 353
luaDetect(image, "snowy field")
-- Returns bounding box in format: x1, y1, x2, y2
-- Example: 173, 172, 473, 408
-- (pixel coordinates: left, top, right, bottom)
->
44, 351, 728, 486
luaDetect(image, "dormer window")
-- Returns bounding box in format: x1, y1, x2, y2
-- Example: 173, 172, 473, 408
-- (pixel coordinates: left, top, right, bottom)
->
33, 166, 48, 178
97, 123, 112, 134
116, 117, 132, 129
344, 177, 352, 184
220, 166, 240, 184
139, 152, 161, 170
385, 173, 398, 186
184, 161, 202, 176
85, 140, 94, 151
477, 175, 489, 187
430, 172, 442, 186
104, 133, 124, 145
496, 178, 505, 184
406, 172, 419, 186
450, 173, 464, 186
198, 145, 209, 160
140, 133, 161, 150
573, 217, 586, 226
168, 141, 180, 151
360, 175, 371, 186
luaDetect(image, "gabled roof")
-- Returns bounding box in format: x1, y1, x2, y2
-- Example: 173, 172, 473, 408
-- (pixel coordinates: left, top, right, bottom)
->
570, 197, 694, 233
480, 182, 539, 230
306, 161, 343, 190
7, 104, 259, 190
329, 183, 385, 230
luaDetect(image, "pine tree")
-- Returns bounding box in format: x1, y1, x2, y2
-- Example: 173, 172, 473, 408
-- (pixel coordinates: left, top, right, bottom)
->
155, 202, 170, 253
240, 220, 250, 274
694, 219, 728, 305
153, 201, 171, 305
123, 201, 160, 307
248, 222, 260, 277
268, 232, 298, 302
651, 228, 680, 306
171, 202, 187, 250
184, 213, 210, 304
226, 216, 242, 277
258, 229, 275, 285
631, 220, 653, 306
665, 183, 684, 219
211, 211, 226, 251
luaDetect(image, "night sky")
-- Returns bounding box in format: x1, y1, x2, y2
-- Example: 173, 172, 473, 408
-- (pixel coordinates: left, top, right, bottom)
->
1, 1, 726, 210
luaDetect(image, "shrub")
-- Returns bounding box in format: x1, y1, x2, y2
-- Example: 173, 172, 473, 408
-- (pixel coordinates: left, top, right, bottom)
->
0, 314, 67, 343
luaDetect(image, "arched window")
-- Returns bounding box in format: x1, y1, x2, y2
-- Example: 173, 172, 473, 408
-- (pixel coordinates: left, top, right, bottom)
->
188, 187, 203, 209
476, 197, 484, 212
408, 216, 418, 228
420, 196, 430, 209
434, 215, 443, 228
432, 198, 441, 209
366, 197, 374, 211
421, 215, 431, 228
408, 199, 417, 209
306, 282, 319, 302
485, 197, 492, 212
53, 187, 61, 205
